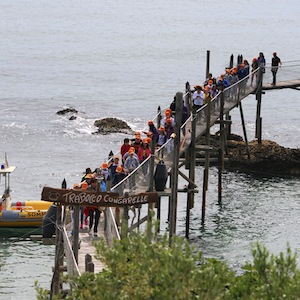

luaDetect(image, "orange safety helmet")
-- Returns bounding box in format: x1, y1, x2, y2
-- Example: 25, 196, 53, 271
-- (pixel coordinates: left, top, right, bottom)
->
102, 162, 108, 169
81, 181, 88, 190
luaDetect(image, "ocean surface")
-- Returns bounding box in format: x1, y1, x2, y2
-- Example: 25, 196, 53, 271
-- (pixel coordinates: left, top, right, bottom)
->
1, 0, 300, 298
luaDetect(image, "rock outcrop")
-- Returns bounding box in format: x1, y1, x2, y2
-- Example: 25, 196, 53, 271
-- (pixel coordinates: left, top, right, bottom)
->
225, 139, 300, 176
93, 118, 133, 135
56, 108, 78, 115
197, 135, 300, 176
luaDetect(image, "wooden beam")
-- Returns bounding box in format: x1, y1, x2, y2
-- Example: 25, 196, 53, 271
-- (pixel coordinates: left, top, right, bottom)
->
178, 169, 197, 188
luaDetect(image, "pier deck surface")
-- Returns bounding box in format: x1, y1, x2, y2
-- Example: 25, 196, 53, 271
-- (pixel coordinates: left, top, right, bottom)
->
77, 214, 105, 274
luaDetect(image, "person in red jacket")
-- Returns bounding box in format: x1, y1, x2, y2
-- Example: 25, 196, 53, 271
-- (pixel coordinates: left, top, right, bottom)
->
138, 139, 151, 182
120, 138, 131, 163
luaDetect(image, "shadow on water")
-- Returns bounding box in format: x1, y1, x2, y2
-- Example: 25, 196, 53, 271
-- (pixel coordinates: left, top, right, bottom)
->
0, 227, 42, 239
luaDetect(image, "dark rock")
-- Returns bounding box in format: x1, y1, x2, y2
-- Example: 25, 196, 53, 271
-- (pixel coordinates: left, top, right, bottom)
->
195, 135, 300, 176
225, 139, 300, 176
69, 116, 77, 121
56, 108, 78, 115
93, 117, 133, 135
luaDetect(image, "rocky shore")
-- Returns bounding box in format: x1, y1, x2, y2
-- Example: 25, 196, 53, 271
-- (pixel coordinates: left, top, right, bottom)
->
213, 136, 300, 177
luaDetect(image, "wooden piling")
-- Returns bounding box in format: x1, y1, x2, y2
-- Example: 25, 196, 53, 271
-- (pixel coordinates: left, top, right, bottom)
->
157, 106, 161, 130
169, 92, 182, 241
50, 204, 63, 298
255, 69, 263, 144
201, 97, 211, 223
185, 111, 196, 239
206, 50, 210, 79
73, 206, 80, 262
121, 205, 129, 239
239, 101, 251, 159
218, 91, 225, 205
147, 138, 155, 223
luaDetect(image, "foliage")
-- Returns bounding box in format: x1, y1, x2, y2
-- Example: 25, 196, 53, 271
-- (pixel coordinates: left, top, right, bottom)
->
227, 242, 300, 300
65, 221, 235, 300
36, 223, 300, 300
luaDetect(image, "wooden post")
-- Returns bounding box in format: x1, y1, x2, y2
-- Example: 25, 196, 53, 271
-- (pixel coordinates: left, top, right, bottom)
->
239, 101, 251, 159
218, 91, 225, 205
186, 111, 196, 239
167, 172, 172, 228
50, 204, 63, 298
185, 82, 192, 115
169, 92, 182, 242
206, 50, 210, 79
229, 54, 234, 68
73, 206, 80, 263
201, 97, 211, 223
85, 254, 95, 273
258, 117, 262, 144
255, 68, 263, 144
225, 113, 231, 138
147, 138, 155, 222
157, 106, 161, 130
156, 196, 161, 232
121, 205, 128, 239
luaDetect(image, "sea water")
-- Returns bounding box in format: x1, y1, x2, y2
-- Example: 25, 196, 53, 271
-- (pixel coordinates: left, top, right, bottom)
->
1, 0, 300, 298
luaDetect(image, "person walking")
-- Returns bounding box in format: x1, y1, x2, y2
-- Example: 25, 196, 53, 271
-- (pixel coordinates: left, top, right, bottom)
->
86, 178, 101, 237
271, 52, 282, 86
124, 149, 139, 191
257, 52, 266, 73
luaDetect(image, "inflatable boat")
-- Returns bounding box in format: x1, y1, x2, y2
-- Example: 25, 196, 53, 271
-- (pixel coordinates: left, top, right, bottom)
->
0, 157, 52, 228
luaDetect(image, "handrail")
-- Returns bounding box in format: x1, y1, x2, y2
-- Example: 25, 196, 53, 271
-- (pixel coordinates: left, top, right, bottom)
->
105, 67, 262, 240
62, 225, 81, 277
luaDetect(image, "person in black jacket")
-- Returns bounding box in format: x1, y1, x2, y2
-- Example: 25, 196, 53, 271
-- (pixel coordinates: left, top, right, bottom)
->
271, 52, 282, 85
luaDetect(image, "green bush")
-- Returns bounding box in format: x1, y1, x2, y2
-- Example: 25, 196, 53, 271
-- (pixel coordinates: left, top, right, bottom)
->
36, 223, 300, 300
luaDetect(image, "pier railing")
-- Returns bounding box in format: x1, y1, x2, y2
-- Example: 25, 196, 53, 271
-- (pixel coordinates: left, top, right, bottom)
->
107, 68, 262, 235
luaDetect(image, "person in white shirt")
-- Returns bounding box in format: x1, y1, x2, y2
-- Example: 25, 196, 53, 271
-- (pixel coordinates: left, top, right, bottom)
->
193, 85, 204, 111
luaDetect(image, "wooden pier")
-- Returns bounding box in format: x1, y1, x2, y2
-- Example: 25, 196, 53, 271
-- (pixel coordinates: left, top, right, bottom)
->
43, 54, 300, 298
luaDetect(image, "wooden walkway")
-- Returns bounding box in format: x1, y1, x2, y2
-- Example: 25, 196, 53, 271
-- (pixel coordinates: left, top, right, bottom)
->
262, 79, 300, 90
77, 214, 105, 274
63, 69, 300, 273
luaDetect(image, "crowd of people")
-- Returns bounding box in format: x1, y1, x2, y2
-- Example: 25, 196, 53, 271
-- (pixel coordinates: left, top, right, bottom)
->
69, 51, 281, 237
192, 52, 281, 110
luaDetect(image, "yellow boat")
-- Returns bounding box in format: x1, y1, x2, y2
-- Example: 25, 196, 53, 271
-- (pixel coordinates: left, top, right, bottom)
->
0, 157, 52, 228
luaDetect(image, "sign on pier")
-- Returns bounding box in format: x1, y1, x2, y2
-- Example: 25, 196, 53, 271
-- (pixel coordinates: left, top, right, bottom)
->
41, 187, 158, 207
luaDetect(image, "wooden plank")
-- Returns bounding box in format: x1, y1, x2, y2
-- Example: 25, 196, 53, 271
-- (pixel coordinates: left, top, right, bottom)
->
77, 217, 105, 274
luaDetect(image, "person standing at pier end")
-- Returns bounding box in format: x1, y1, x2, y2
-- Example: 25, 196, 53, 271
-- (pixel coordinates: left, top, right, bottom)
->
271, 52, 282, 85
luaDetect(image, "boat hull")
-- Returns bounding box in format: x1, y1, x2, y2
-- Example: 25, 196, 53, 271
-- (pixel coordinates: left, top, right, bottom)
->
0, 200, 51, 228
